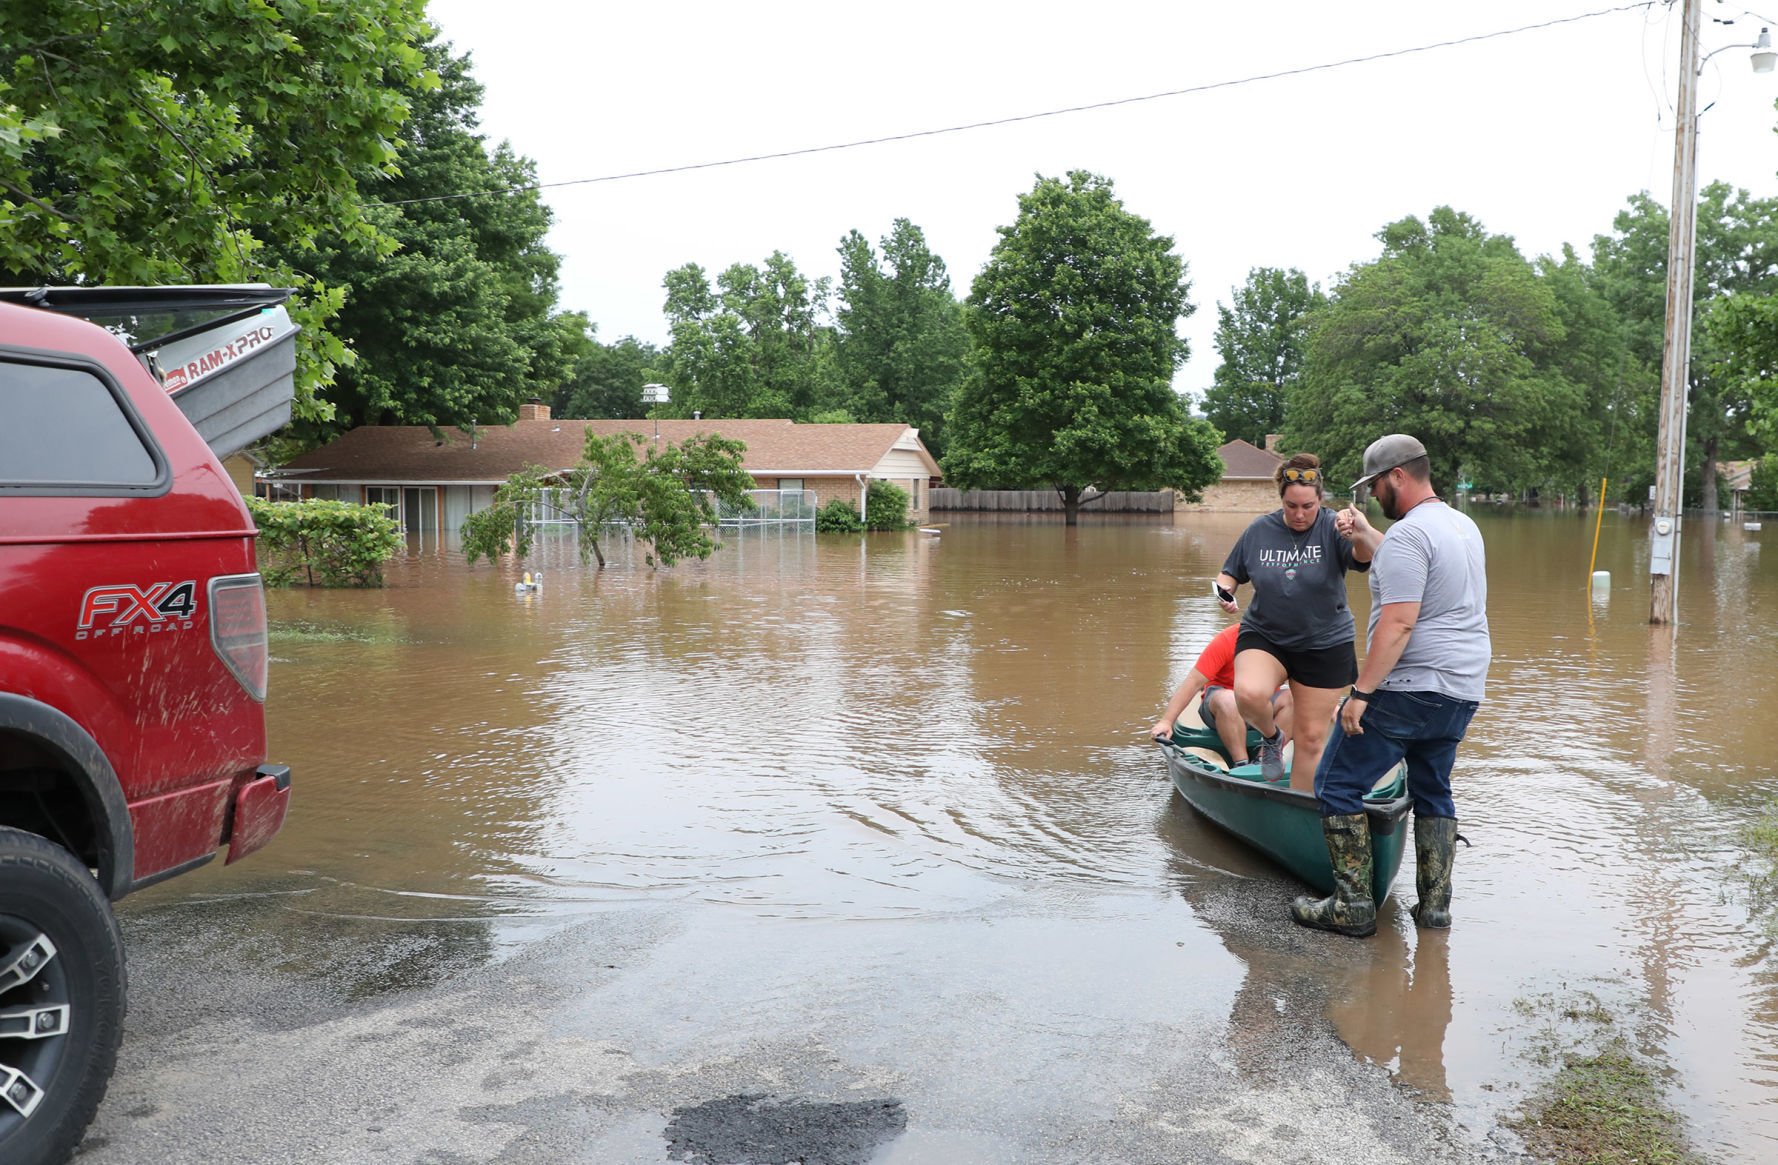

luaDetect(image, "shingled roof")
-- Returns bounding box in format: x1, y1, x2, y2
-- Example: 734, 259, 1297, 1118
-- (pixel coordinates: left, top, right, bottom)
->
1217, 438, 1284, 480
275, 419, 940, 482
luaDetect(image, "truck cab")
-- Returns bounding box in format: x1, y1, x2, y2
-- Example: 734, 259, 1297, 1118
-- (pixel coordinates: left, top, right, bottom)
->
0, 288, 295, 1165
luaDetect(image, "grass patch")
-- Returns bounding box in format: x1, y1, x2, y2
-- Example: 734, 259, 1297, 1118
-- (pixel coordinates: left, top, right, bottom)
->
1748, 811, 1778, 858
1727, 805, 1778, 939
1512, 989, 1614, 1067
1509, 1043, 1705, 1165
268, 620, 387, 645
1744, 807, 1778, 891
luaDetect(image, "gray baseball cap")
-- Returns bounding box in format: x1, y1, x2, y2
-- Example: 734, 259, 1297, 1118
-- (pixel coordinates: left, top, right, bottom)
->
1350, 433, 1428, 491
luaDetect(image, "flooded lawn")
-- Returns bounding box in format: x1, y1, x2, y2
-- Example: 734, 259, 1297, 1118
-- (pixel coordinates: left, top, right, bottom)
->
119, 510, 1778, 1162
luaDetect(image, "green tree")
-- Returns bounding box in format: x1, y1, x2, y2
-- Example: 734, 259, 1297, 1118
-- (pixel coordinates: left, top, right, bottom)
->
554, 323, 661, 420
1291, 208, 1578, 495
944, 171, 1223, 524
1743, 455, 1778, 512
460, 430, 755, 569
1707, 293, 1778, 448
272, 42, 568, 442
835, 220, 970, 455
662, 251, 841, 419
0, 0, 434, 425
1592, 184, 1778, 509
1201, 267, 1323, 447
1505, 244, 1646, 503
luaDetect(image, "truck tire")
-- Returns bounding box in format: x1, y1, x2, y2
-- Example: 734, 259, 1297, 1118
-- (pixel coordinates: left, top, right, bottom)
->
0, 827, 126, 1165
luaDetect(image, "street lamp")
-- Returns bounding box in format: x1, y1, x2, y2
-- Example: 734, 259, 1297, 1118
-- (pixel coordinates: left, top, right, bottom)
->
1754, 28, 1777, 74
1649, 2, 1773, 625
641, 382, 670, 443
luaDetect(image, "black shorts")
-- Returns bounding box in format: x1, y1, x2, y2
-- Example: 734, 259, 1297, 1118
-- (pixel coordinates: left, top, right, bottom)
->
1235, 627, 1356, 690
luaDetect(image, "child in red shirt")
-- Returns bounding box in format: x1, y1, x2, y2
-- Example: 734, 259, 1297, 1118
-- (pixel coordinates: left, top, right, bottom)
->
1150, 625, 1293, 767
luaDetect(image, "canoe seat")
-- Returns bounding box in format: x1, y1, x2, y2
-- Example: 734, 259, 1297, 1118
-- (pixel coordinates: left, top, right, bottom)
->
1167, 722, 1406, 800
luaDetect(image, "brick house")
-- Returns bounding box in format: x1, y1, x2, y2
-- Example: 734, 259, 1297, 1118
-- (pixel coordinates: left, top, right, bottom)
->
268, 403, 942, 533
1188, 439, 1285, 511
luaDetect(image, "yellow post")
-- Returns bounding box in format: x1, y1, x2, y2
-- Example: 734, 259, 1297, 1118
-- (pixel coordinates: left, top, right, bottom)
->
1588, 476, 1608, 582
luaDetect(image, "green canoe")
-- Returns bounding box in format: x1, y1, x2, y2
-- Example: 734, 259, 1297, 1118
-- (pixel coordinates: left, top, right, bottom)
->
1157, 716, 1410, 905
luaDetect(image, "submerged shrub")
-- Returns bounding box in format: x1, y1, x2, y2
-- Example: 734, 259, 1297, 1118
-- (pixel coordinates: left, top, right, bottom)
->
816, 498, 865, 533
865, 480, 913, 531
248, 496, 402, 587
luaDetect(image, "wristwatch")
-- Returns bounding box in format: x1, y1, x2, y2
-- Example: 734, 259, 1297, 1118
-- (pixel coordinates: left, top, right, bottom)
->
1349, 689, 1374, 701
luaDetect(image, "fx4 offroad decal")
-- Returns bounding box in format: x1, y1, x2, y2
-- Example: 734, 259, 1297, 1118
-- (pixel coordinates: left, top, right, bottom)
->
76, 581, 199, 639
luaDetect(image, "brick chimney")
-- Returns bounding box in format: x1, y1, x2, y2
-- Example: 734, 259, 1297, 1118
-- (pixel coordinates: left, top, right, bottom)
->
1264, 433, 1282, 452
518, 398, 551, 421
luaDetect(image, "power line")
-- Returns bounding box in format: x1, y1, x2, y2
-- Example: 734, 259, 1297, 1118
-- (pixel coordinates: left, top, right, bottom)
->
382, 2, 1654, 209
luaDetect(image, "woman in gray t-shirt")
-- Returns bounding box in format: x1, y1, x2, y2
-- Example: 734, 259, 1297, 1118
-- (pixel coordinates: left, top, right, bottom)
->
1213, 453, 1372, 789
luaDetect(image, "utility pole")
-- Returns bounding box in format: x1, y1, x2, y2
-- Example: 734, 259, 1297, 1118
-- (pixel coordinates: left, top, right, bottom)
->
1650, 0, 1701, 625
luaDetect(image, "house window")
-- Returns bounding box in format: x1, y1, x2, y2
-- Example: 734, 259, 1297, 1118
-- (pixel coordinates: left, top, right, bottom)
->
257, 480, 302, 502
365, 486, 399, 521
777, 478, 803, 492
401, 486, 438, 534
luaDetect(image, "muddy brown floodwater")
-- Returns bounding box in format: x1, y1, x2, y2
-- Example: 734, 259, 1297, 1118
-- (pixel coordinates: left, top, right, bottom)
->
133, 507, 1778, 1162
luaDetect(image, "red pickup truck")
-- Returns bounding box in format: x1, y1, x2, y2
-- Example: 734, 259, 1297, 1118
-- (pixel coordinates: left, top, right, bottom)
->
0, 288, 295, 1165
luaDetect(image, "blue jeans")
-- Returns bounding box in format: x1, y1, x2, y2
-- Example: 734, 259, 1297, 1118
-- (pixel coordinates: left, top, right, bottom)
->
1314, 689, 1479, 818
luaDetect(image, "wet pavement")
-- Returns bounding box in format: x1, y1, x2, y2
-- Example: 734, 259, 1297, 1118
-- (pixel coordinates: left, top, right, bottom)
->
81, 876, 1500, 1164
75, 511, 1778, 1163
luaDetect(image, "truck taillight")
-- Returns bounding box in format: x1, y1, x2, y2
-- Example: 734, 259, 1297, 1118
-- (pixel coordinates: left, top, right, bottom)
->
209, 574, 268, 701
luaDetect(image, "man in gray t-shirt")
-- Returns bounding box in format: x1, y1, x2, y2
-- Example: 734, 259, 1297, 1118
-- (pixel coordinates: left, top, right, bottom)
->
1363, 495, 1489, 701
1289, 434, 1490, 940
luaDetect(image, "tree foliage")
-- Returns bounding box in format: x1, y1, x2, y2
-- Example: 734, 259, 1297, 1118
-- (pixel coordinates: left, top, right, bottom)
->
661, 252, 840, 419
0, 0, 434, 425
1743, 455, 1778, 512
1707, 293, 1778, 447
1282, 192, 1778, 507
1533, 244, 1646, 500
1290, 208, 1580, 495
461, 431, 756, 569
554, 324, 662, 419
272, 42, 568, 442
944, 171, 1223, 524
1592, 184, 1778, 508
1202, 267, 1323, 447
834, 220, 969, 455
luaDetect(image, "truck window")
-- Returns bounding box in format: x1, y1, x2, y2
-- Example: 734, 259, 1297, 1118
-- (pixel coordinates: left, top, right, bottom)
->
0, 356, 163, 492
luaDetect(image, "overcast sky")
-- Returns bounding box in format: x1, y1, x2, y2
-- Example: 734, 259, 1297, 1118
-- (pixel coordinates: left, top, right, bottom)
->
423, 0, 1778, 399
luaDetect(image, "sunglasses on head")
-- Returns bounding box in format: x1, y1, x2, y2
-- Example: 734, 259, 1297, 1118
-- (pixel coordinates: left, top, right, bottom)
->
1282, 467, 1321, 484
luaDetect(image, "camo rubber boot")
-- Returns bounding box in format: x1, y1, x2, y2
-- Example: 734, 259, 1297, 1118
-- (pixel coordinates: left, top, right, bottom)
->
1290, 813, 1377, 937
1410, 816, 1459, 929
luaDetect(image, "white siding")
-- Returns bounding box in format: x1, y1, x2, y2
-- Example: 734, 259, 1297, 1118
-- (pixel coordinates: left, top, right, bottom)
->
873, 449, 933, 479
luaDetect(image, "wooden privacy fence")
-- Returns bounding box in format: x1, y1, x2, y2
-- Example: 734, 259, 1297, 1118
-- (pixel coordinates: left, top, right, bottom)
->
930, 488, 1175, 513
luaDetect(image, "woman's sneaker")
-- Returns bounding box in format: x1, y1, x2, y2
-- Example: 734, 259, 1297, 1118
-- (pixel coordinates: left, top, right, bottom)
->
1258, 731, 1286, 782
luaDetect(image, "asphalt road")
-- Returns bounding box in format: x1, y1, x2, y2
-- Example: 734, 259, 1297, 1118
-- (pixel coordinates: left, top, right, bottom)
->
72, 875, 1519, 1165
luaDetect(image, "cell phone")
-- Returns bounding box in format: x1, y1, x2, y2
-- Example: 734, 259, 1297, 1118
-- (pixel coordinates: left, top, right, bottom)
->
1212, 581, 1235, 604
